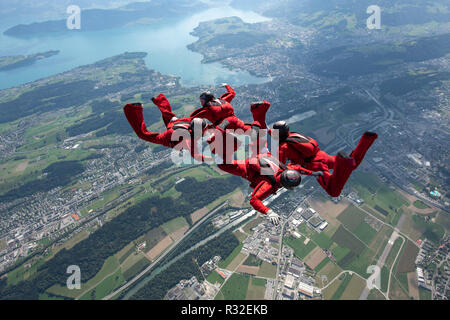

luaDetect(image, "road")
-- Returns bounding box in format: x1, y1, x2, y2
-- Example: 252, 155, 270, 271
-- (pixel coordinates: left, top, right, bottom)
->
103, 201, 229, 300
359, 230, 402, 300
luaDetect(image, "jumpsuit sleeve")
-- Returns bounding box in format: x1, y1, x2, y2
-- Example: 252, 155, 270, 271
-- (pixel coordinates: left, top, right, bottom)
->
249, 180, 275, 215
217, 161, 247, 179
287, 163, 314, 176
123, 103, 168, 145
189, 107, 210, 120
278, 143, 288, 164
219, 85, 236, 103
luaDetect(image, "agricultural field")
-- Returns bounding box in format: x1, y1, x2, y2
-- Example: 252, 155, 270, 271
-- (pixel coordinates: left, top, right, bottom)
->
206, 270, 225, 285
216, 273, 250, 300
367, 289, 386, 300
161, 216, 189, 235
315, 261, 342, 288
257, 261, 277, 279
218, 243, 244, 270
331, 226, 366, 256
349, 172, 410, 224
246, 276, 266, 300
284, 235, 317, 260
395, 240, 420, 274
242, 254, 263, 267
339, 274, 366, 300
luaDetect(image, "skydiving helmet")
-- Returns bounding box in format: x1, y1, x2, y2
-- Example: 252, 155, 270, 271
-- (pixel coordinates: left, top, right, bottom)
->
272, 120, 290, 141
190, 118, 208, 133
280, 169, 301, 189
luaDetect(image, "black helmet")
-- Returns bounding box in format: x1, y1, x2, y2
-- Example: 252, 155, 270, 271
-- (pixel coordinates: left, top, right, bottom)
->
199, 91, 214, 106
190, 118, 207, 133
273, 121, 290, 141
280, 169, 301, 189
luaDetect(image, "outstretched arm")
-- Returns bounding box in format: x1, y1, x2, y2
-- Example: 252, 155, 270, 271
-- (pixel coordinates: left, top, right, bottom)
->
286, 163, 314, 176
123, 103, 167, 145
249, 180, 275, 215
219, 84, 236, 103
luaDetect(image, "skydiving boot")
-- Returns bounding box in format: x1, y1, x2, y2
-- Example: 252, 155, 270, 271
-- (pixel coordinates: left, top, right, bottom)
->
319, 152, 356, 197
349, 131, 378, 168
250, 100, 271, 129
152, 93, 176, 128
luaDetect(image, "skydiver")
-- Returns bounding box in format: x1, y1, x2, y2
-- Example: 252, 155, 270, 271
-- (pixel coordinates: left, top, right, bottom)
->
271, 120, 378, 197
190, 83, 261, 132
123, 94, 209, 162
215, 150, 322, 226
206, 100, 272, 163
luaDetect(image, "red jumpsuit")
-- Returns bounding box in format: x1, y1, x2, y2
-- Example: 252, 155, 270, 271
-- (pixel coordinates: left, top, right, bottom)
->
190, 85, 259, 131
278, 132, 378, 197
206, 100, 272, 162
217, 153, 313, 214
123, 94, 206, 162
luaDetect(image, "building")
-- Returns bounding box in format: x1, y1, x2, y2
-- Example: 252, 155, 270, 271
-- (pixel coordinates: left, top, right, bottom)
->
298, 282, 314, 298
301, 208, 315, 220
319, 221, 328, 231
284, 274, 295, 290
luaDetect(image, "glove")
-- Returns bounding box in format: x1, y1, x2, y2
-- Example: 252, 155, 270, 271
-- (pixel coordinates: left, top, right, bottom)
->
221, 83, 228, 88
267, 209, 280, 226
311, 171, 324, 177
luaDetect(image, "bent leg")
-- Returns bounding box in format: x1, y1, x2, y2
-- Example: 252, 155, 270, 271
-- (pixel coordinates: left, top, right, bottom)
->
317, 154, 356, 197
251, 100, 271, 129
350, 132, 378, 167
152, 93, 176, 128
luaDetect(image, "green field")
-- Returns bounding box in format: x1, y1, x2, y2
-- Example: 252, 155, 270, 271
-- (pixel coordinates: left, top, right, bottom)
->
218, 243, 243, 269
242, 254, 263, 267
413, 200, 431, 209
311, 231, 334, 249
314, 257, 330, 272
216, 273, 250, 300
337, 205, 365, 231
331, 244, 351, 262
350, 172, 409, 223
122, 255, 150, 281
46, 255, 120, 299
284, 235, 317, 260
206, 270, 225, 285
381, 266, 389, 292
330, 273, 352, 300
7, 265, 26, 286
353, 222, 377, 245
251, 277, 267, 287
161, 216, 189, 234
419, 287, 432, 300
257, 261, 277, 279
80, 268, 125, 300
331, 225, 366, 255
246, 277, 266, 300
367, 289, 386, 300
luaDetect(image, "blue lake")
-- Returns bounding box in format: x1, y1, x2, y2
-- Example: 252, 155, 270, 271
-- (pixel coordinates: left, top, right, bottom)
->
0, 6, 271, 90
